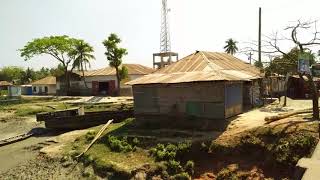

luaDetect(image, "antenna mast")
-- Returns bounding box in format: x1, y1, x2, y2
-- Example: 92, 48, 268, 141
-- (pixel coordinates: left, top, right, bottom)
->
160, 0, 171, 52
153, 0, 178, 69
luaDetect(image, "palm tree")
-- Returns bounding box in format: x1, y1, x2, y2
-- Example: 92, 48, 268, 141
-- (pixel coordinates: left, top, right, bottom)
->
71, 41, 95, 88
224, 38, 238, 55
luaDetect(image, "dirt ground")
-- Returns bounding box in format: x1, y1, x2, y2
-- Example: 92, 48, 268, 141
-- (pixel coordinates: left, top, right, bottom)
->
0, 96, 317, 179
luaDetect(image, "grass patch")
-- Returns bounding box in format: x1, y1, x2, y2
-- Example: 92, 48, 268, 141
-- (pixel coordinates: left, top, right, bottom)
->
65, 120, 154, 179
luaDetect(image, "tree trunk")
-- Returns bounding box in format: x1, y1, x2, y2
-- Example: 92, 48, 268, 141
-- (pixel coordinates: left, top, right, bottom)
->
306, 74, 319, 120
283, 73, 290, 107
81, 63, 88, 89
115, 67, 120, 96
64, 67, 70, 96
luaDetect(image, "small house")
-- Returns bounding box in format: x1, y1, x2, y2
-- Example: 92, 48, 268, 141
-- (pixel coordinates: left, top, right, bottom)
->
56, 64, 154, 96
31, 76, 57, 95
0, 81, 12, 91
288, 75, 320, 99
127, 51, 263, 128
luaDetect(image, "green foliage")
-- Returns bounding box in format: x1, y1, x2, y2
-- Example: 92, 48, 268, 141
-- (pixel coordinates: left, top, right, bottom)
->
0, 66, 24, 83
70, 40, 95, 88
119, 66, 128, 81
224, 38, 238, 55
254, 61, 264, 69
103, 135, 141, 153
184, 160, 194, 176
216, 168, 238, 180
272, 133, 317, 165
102, 33, 128, 95
149, 142, 191, 161
171, 172, 191, 180
19, 36, 94, 89
166, 160, 183, 175
0, 90, 8, 96
265, 48, 315, 76
15, 107, 51, 116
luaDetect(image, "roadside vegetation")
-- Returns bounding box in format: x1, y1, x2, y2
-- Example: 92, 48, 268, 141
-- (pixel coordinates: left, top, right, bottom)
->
60, 116, 318, 180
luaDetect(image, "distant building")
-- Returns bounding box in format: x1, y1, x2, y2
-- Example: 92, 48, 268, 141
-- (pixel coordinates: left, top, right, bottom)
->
31, 76, 57, 95
0, 81, 12, 91
127, 51, 263, 129
56, 64, 154, 96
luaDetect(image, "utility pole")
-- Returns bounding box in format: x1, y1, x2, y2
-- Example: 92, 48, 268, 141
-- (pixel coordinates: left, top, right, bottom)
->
248, 52, 252, 64
258, 7, 262, 64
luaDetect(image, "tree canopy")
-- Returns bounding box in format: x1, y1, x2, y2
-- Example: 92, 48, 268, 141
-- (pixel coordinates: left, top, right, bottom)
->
265, 47, 315, 76
20, 35, 94, 93
102, 33, 128, 96
224, 38, 238, 55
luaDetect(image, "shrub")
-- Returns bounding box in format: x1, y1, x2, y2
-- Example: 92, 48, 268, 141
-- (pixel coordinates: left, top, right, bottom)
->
105, 135, 133, 152
166, 160, 183, 175
172, 172, 191, 180
184, 160, 194, 176
150, 142, 192, 161
85, 131, 96, 142
132, 137, 140, 146
272, 133, 317, 165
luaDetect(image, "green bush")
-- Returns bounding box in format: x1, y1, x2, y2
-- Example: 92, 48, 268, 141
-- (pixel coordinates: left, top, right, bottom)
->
104, 136, 133, 153
166, 160, 183, 175
184, 160, 194, 176
150, 142, 191, 161
272, 133, 317, 165
172, 172, 191, 180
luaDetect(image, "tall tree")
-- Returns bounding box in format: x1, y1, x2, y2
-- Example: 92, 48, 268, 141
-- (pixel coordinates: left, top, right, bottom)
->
102, 33, 128, 96
50, 64, 65, 77
20, 67, 36, 84
224, 38, 239, 55
20, 35, 85, 94
70, 40, 95, 88
0, 66, 24, 83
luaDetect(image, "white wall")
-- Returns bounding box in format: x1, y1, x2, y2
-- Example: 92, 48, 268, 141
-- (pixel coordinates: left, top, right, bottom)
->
32, 84, 56, 95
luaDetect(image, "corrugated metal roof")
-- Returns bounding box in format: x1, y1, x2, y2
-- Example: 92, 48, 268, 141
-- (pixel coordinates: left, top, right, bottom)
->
0, 81, 12, 86
83, 64, 154, 77
126, 71, 253, 85
31, 76, 56, 85
127, 51, 262, 85
156, 51, 261, 75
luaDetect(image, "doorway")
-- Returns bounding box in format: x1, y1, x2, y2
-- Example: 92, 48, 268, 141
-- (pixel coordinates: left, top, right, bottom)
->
98, 82, 109, 95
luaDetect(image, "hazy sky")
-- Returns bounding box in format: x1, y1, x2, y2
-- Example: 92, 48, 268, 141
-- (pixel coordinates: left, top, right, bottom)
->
1, 0, 320, 70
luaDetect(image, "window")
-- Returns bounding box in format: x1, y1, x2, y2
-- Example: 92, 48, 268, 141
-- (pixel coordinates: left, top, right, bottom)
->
44, 86, 48, 93
33, 87, 37, 92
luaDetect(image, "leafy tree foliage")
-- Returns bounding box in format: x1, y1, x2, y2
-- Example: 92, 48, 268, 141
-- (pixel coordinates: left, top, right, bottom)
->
20, 35, 93, 94
102, 33, 128, 96
265, 48, 315, 76
119, 66, 128, 81
224, 38, 238, 55
70, 40, 95, 88
0, 65, 66, 85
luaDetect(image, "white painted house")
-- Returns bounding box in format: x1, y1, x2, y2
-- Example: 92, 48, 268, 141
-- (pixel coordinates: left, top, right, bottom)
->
31, 76, 57, 95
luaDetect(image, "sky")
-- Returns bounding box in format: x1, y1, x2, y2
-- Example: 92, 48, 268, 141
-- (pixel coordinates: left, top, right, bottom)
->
1, 0, 320, 70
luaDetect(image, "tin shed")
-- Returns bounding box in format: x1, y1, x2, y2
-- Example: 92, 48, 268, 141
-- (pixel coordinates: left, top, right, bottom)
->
127, 51, 262, 124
